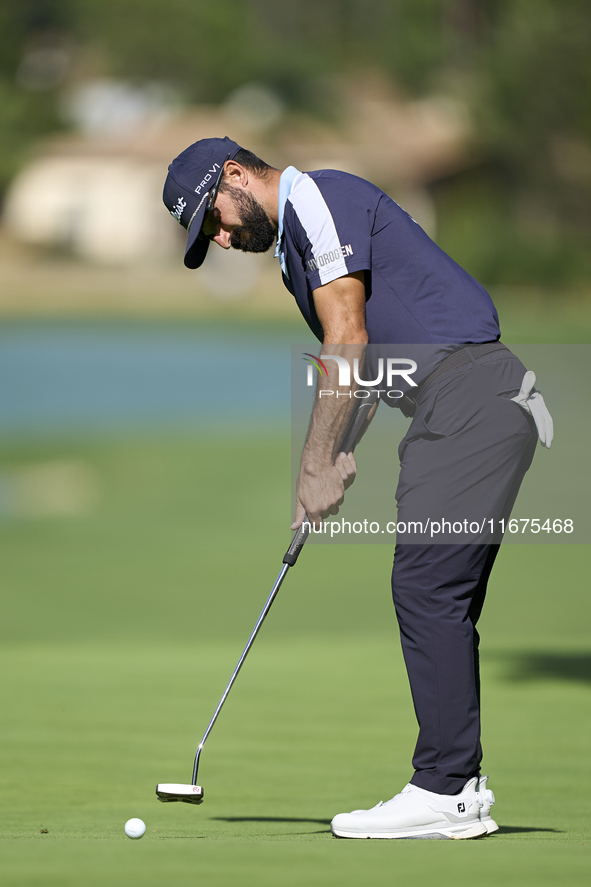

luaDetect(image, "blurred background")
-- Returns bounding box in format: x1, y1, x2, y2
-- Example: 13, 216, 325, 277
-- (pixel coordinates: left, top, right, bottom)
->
1, 0, 590, 643
1, 3, 590, 878
1, 0, 590, 312
1, 1, 589, 627
1, 0, 589, 530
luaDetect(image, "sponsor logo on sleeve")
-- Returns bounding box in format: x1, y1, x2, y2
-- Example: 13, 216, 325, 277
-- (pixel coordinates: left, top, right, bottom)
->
307, 243, 353, 272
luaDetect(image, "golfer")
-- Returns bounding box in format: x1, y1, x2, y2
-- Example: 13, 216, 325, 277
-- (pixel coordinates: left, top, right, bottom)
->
163, 136, 552, 840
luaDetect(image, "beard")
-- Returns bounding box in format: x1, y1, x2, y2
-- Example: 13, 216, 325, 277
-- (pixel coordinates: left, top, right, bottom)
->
222, 186, 277, 253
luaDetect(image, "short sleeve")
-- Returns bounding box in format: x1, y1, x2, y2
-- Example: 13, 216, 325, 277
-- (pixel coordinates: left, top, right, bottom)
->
284, 173, 373, 290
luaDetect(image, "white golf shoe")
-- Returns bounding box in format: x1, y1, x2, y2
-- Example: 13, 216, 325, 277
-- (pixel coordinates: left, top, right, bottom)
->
477, 775, 498, 834
331, 777, 488, 840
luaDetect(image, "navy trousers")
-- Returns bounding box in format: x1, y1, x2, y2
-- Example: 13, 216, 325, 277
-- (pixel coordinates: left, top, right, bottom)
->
391, 349, 538, 794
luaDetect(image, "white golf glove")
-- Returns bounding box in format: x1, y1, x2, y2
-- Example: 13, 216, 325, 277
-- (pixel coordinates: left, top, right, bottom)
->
511, 370, 554, 448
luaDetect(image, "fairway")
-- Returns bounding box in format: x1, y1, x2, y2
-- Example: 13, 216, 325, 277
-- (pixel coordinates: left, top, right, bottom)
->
1, 429, 589, 886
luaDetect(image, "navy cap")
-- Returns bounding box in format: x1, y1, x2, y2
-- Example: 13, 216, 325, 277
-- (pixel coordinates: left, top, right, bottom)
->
163, 136, 241, 269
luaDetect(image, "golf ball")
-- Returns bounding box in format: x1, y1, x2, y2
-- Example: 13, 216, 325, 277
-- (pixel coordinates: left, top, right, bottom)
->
124, 818, 146, 839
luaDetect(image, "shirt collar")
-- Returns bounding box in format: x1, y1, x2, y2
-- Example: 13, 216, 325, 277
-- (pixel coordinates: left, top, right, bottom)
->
274, 166, 301, 258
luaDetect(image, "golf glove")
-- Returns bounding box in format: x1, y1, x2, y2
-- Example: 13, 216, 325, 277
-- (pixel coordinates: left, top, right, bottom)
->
511, 370, 553, 448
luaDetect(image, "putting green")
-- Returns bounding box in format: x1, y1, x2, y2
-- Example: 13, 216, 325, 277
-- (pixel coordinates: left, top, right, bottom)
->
1, 433, 589, 885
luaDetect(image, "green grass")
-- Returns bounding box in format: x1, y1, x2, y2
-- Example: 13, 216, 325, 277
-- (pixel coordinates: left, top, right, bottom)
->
0, 431, 589, 886
494, 290, 591, 343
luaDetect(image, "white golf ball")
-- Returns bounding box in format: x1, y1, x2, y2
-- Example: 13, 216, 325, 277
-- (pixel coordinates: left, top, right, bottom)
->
124, 818, 146, 839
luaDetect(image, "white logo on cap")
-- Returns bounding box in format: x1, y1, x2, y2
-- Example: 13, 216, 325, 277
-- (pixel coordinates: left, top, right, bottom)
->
171, 196, 187, 222
195, 163, 220, 195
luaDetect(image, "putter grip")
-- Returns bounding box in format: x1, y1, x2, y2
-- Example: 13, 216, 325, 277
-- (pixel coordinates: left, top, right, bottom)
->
282, 394, 377, 567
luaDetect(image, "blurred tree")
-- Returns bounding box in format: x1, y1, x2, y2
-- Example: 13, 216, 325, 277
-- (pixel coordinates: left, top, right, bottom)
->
431, 0, 591, 284
0, 1, 73, 190
477, 1, 590, 219
0, 0, 589, 285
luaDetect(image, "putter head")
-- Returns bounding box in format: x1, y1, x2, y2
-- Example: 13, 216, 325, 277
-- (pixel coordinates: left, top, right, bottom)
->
156, 783, 204, 805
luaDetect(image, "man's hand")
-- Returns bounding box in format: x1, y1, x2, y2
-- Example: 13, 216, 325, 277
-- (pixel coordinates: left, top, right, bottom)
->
292, 270, 368, 530
291, 451, 357, 530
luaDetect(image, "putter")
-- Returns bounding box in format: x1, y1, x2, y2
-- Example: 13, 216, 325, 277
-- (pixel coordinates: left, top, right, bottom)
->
156, 390, 378, 805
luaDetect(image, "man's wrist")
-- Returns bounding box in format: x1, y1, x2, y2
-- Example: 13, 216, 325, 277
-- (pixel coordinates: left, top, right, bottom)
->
300, 457, 334, 475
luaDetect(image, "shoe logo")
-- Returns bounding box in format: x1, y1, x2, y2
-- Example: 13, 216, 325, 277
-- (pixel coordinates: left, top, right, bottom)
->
457, 802, 466, 813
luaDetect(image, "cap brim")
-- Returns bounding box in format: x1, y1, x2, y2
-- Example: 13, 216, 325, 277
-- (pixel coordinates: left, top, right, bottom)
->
183, 205, 210, 269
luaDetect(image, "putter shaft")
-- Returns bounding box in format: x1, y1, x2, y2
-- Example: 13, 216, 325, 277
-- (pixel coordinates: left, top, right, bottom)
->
189, 389, 378, 786
191, 562, 290, 785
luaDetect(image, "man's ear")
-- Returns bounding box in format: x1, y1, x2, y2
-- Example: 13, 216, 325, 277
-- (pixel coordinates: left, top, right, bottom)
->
223, 160, 248, 189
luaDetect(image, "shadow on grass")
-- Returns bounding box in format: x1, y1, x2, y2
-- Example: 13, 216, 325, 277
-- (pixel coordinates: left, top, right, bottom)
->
497, 826, 562, 835
491, 651, 591, 684
213, 816, 331, 825
214, 818, 563, 835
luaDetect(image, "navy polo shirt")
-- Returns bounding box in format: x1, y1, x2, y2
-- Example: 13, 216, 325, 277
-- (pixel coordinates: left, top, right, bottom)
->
274, 167, 500, 362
